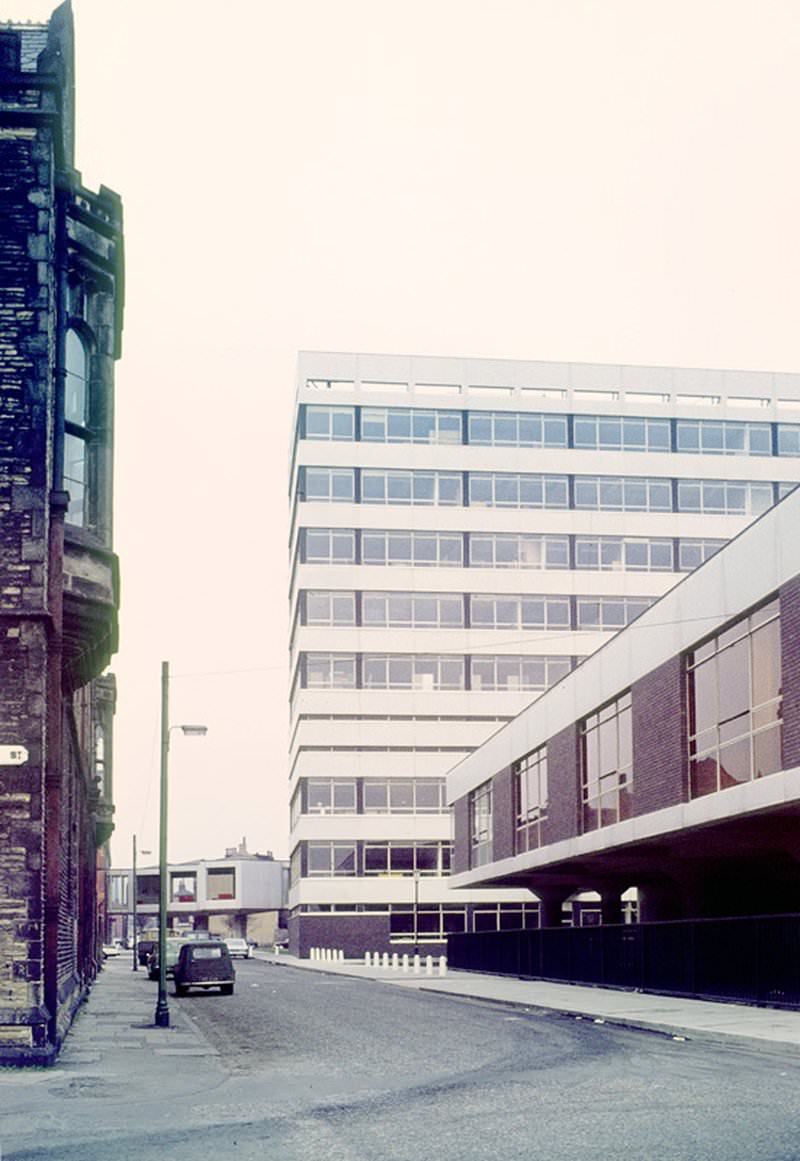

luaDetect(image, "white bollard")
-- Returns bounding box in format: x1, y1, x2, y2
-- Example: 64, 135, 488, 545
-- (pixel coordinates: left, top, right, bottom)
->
382, 951, 389, 969
425, 955, 433, 976
365, 951, 372, 967
402, 953, 409, 973
310, 947, 317, 961
413, 953, 420, 975
438, 955, 447, 976
325, 948, 331, 962
391, 952, 399, 971
338, 949, 344, 962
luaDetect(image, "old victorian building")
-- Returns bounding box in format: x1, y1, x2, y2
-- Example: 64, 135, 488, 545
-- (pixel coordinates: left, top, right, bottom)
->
0, 3, 123, 1063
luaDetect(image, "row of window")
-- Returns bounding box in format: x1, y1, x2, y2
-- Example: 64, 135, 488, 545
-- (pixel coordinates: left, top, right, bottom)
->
468, 597, 784, 863
299, 591, 652, 632
302, 404, 800, 457
300, 527, 727, 573
294, 901, 541, 938
290, 778, 447, 826
300, 467, 792, 514
291, 840, 453, 880
297, 653, 579, 693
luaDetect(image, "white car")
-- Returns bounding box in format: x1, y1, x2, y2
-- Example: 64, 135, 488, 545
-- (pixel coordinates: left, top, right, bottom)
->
225, 938, 252, 959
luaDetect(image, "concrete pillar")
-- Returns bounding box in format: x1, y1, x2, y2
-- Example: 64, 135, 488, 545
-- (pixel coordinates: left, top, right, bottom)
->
638, 879, 684, 923
599, 887, 624, 926
535, 885, 576, 928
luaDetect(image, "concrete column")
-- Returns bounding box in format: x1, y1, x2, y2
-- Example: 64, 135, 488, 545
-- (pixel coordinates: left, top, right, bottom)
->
599, 887, 624, 926
535, 885, 576, 928
637, 879, 684, 923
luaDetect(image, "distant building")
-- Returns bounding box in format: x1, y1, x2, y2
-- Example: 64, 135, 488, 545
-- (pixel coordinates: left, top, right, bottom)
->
106, 845, 288, 947
0, 3, 124, 1063
287, 351, 800, 958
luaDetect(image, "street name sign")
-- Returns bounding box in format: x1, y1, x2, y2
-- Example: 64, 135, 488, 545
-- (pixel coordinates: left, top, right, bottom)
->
0, 745, 28, 765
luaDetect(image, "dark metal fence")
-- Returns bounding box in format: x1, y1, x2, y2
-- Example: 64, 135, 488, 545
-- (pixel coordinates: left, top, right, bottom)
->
447, 913, 800, 1008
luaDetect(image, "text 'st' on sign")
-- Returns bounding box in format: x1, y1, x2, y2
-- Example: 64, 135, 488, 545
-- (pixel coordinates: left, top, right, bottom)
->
0, 745, 28, 765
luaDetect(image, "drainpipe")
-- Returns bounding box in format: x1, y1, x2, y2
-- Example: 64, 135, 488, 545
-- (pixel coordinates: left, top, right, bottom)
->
42, 179, 70, 1054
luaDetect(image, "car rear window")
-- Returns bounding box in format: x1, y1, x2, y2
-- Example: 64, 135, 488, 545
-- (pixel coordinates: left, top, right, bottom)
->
192, 947, 223, 960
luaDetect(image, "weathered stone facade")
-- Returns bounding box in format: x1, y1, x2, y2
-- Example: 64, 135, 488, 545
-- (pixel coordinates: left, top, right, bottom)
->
0, 2, 123, 1063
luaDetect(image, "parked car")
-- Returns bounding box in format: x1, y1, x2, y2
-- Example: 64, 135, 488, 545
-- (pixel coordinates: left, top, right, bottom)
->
147, 937, 187, 980
101, 943, 121, 958
174, 941, 235, 996
225, 937, 252, 959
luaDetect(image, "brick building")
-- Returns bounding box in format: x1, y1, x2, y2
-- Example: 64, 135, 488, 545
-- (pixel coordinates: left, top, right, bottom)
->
448, 485, 800, 933
0, 3, 124, 1063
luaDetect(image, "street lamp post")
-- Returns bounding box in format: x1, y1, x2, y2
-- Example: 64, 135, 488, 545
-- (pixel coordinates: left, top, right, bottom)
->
154, 660, 207, 1029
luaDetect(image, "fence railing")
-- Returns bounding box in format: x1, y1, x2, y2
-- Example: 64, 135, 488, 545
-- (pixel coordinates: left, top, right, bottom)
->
447, 913, 800, 1008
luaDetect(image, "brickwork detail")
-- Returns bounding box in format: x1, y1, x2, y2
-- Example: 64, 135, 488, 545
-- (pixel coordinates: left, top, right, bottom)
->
452, 796, 471, 875
781, 576, 800, 771
491, 766, 515, 862
632, 655, 688, 815
542, 725, 580, 844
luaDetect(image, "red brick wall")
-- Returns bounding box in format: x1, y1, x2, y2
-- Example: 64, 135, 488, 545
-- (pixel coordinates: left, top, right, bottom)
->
632, 655, 688, 815
781, 575, 800, 771
290, 913, 392, 959
542, 725, 580, 843
452, 796, 471, 874
491, 766, 515, 862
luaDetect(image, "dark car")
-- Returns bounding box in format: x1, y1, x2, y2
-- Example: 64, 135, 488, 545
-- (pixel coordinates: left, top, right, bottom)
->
173, 940, 235, 996
137, 938, 156, 967
147, 937, 187, 980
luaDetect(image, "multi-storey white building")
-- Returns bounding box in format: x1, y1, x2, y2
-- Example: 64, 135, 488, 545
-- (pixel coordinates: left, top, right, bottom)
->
288, 351, 800, 957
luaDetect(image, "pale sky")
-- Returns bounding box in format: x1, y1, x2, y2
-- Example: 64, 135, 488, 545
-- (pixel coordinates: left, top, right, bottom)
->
6, 0, 800, 865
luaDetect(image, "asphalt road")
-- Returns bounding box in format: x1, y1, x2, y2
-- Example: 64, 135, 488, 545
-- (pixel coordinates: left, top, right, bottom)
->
150, 961, 800, 1159
11, 960, 800, 1160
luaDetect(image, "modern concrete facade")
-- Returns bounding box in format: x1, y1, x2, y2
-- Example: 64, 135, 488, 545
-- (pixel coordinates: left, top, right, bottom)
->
106, 850, 288, 947
0, 4, 124, 1062
288, 351, 800, 957
447, 485, 800, 927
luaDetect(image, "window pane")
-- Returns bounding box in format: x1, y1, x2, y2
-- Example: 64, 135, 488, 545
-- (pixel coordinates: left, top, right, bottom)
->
65, 329, 88, 424
389, 781, 414, 812
751, 618, 781, 707
364, 845, 388, 873
364, 782, 388, 811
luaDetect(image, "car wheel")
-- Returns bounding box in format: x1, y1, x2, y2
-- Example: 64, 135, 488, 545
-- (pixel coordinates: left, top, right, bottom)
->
175, 984, 187, 997
221, 984, 234, 996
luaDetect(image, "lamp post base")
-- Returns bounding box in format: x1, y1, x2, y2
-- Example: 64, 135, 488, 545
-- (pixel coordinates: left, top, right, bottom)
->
154, 999, 170, 1028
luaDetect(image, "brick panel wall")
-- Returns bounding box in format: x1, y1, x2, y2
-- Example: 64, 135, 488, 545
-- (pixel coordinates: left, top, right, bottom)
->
781, 575, 800, 771
491, 765, 515, 862
451, 796, 471, 874
632, 654, 688, 815
542, 725, 580, 844
290, 913, 392, 959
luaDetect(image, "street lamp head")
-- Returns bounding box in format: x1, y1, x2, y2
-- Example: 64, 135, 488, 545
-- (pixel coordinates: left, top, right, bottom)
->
177, 724, 207, 737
